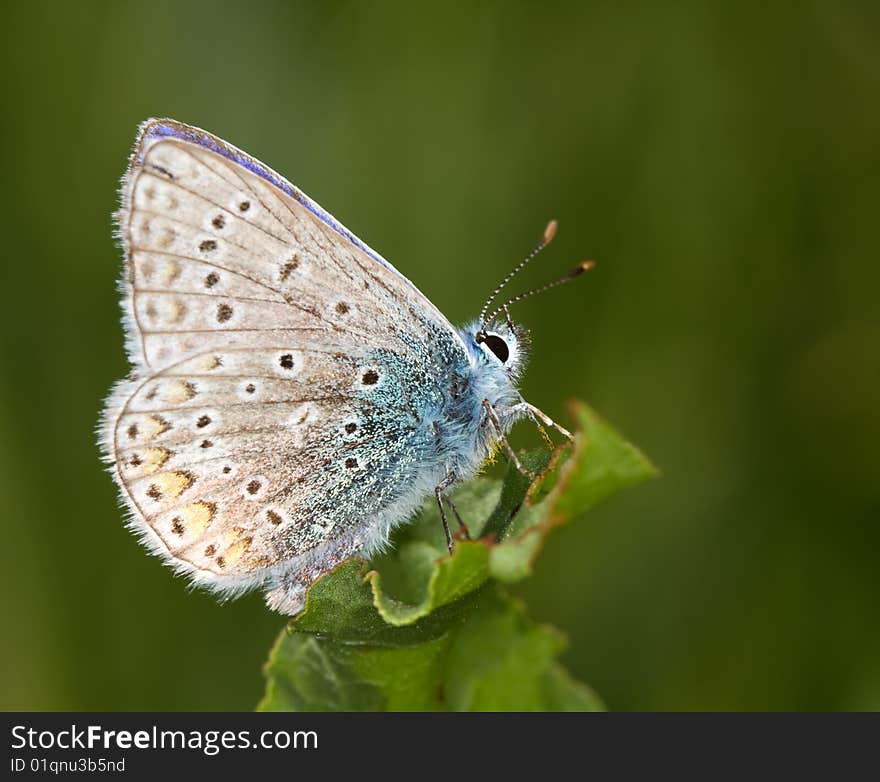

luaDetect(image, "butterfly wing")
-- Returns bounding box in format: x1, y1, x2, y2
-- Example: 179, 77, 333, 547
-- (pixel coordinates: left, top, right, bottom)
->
102, 119, 469, 612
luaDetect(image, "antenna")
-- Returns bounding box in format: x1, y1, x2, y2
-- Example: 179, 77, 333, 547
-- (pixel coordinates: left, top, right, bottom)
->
482, 260, 595, 325
477, 220, 557, 338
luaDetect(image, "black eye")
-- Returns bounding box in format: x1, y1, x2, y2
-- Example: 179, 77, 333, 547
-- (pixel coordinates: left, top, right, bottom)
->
484, 333, 510, 363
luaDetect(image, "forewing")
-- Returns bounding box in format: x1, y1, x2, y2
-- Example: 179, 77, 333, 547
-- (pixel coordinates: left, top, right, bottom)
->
121, 119, 462, 372
104, 119, 465, 591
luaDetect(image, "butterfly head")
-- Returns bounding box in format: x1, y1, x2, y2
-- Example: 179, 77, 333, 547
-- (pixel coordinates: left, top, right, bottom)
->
470, 220, 594, 383
464, 319, 529, 381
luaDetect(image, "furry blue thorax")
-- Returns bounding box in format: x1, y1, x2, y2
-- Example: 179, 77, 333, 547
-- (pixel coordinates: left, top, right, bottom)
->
423, 318, 532, 479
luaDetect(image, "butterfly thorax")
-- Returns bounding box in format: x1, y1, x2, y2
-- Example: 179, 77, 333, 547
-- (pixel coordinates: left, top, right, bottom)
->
427, 320, 529, 478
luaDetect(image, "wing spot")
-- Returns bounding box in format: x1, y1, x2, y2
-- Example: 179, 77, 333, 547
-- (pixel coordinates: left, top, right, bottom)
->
267, 510, 282, 525
216, 303, 233, 322
204, 544, 216, 557
157, 227, 176, 249
216, 556, 226, 569
345, 457, 358, 469
335, 301, 350, 315
204, 271, 219, 288
132, 414, 171, 440
183, 380, 198, 400
178, 501, 216, 535
161, 299, 187, 324
196, 414, 211, 428
171, 518, 185, 536
246, 479, 261, 495
238, 200, 250, 212
211, 214, 226, 229
138, 258, 155, 283
223, 536, 252, 566
150, 471, 194, 500
199, 239, 218, 253
279, 256, 299, 281
344, 422, 357, 434
245, 383, 256, 394
164, 260, 181, 284
362, 369, 379, 385
163, 379, 197, 403
222, 466, 232, 474
127, 446, 171, 475
279, 354, 294, 370
200, 439, 213, 449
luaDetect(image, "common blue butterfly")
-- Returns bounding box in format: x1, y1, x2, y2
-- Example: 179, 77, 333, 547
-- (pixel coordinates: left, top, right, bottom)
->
100, 119, 588, 614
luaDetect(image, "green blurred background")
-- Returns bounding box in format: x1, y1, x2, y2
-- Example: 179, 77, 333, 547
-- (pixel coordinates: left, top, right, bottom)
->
2, 1, 878, 710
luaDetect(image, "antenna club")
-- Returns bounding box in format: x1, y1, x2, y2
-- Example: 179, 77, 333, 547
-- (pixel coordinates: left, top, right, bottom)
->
543, 219, 558, 244
483, 256, 596, 323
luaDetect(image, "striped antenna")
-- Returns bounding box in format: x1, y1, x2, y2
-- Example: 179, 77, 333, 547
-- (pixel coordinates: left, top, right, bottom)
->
482, 260, 595, 326
477, 220, 558, 339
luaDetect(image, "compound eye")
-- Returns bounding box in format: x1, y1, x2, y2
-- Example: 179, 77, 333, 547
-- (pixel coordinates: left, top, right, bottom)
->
484, 333, 510, 363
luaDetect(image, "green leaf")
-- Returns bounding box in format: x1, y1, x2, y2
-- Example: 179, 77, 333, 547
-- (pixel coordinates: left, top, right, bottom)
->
258, 401, 655, 711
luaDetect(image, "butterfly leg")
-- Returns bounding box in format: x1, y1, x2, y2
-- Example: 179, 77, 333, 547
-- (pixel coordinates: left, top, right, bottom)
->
482, 399, 535, 479
444, 494, 471, 540
514, 402, 574, 442
435, 471, 471, 551
520, 405, 554, 451
434, 486, 453, 552
435, 471, 457, 552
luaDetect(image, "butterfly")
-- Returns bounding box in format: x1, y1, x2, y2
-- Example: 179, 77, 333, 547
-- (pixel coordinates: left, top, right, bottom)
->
100, 119, 589, 614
